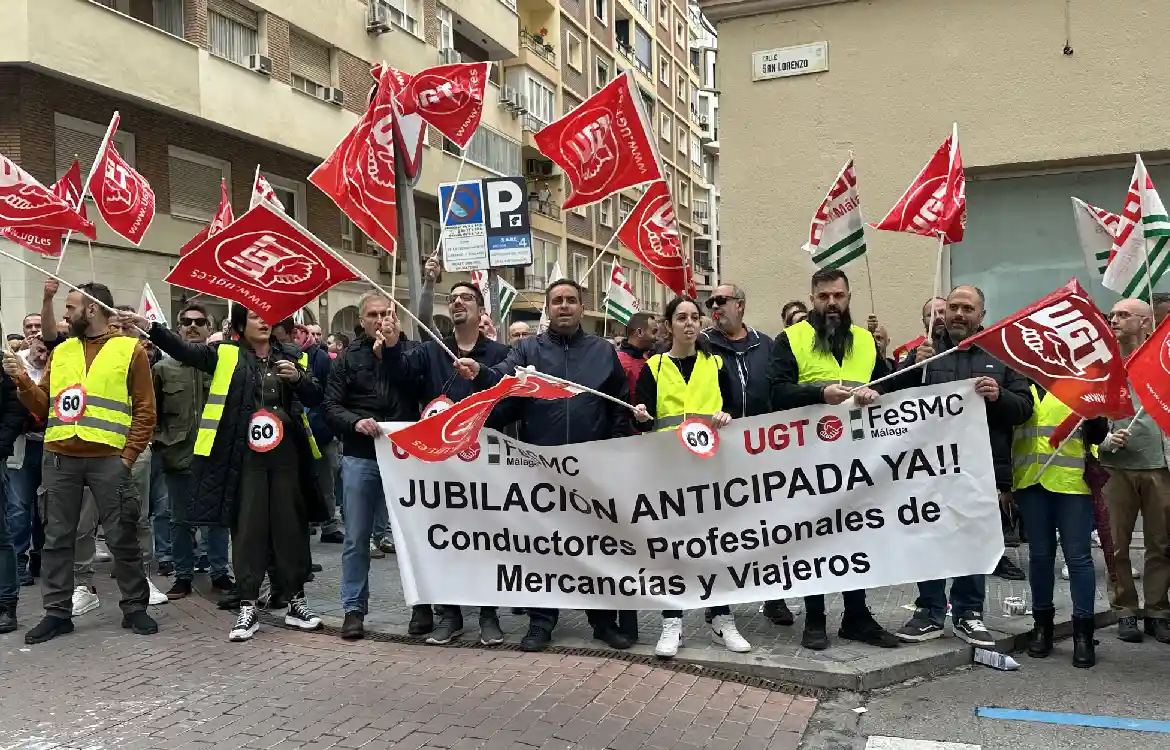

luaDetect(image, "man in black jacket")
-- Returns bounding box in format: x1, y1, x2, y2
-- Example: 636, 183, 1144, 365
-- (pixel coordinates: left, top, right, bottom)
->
381, 279, 510, 646
457, 279, 636, 652
702, 283, 774, 421
294, 323, 341, 543
323, 291, 423, 641
0, 363, 30, 633
886, 285, 1034, 646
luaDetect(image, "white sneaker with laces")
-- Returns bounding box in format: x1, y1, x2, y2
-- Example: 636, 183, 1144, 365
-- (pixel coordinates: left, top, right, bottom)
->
148, 578, 168, 606
655, 617, 682, 657
710, 614, 751, 653
229, 604, 259, 642
1061, 564, 1069, 580
72, 585, 100, 616
94, 542, 112, 563
285, 598, 323, 630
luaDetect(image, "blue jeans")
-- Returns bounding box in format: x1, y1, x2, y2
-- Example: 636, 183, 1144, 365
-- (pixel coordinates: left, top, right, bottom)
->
1016, 485, 1096, 618
916, 574, 986, 624
340, 456, 388, 615
6, 439, 42, 566
166, 471, 230, 580
0, 465, 18, 603
150, 450, 171, 562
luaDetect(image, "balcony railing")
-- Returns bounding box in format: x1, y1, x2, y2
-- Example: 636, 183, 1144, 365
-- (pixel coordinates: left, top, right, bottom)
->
529, 198, 561, 221
522, 113, 547, 133
616, 40, 652, 78
692, 208, 709, 225
521, 30, 556, 66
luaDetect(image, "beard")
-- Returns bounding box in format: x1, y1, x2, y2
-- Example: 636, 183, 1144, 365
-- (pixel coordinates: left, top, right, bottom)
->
808, 307, 854, 361
69, 313, 90, 338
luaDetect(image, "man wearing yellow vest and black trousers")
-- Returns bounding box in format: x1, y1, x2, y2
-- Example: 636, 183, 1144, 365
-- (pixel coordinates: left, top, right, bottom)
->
633, 296, 752, 657
3, 283, 158, 644
1012, 385, 1107, 668
765, 268, 899, 651
119, 304, 328, 643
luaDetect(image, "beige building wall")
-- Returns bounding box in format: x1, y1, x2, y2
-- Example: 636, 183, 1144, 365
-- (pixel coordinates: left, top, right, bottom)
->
701, 0, 1170, 344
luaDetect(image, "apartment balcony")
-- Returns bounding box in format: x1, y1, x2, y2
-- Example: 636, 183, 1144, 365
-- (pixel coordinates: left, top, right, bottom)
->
517, 29, 560, 80
443, 0, 521, 59
615, 39, 653, 80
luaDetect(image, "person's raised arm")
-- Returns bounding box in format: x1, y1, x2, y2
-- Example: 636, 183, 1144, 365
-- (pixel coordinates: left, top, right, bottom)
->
115, 314, 219, 375
40, 279, 62, 349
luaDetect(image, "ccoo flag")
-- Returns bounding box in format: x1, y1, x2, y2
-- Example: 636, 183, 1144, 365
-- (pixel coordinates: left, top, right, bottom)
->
1102, 155, 1170, 301
603, 259, 639, 325
803, 158, 867, 269
1071, 197, 1119, 279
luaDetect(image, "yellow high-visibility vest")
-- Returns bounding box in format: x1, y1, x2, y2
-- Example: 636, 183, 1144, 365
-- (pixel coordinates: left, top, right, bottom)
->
194, 346, 320, 459
1012, 385, 1089, 495
646, 352, 723, 431
46, 336, 137, 449
786, 319, 876, 387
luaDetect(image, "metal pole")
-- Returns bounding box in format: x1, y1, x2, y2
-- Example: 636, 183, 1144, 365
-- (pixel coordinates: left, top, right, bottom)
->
486, 267, 502, 333
394, 137, 424, 338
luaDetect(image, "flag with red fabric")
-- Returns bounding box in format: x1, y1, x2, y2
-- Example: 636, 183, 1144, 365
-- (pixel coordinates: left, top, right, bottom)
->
394, 62, 489, 149
871, 123, 966, 245
958, 278, 1132, 419
534, 71, 662, 209
0, 159, 90, 256
508, 368, 587, 400
179, 179, 234, 256
372, 63, 428, 178
893, 335, 927, 363
164, 203, 359, 324
617, 180, 688, 296
0, 154, 95, 242
87, 113, 155, 245
1124, 313, 1170, 436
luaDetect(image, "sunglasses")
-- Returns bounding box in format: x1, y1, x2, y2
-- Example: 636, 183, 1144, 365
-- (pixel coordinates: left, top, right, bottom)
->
179, 317, 209, 327
705, 295, 741, 309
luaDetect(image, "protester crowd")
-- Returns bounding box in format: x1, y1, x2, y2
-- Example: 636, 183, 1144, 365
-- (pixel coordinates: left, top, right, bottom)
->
1, 261, 1168, 674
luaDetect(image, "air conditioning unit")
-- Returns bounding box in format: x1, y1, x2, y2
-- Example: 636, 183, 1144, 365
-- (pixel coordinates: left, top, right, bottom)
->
511, 91, 527, 112
366, 0, 392, 34
378, 253, 396, 276
439, 48, 462, 65
525, 158, 553, 177
499, 85, 517, 106
246, 54, 272, 76
323, 87, 345, 106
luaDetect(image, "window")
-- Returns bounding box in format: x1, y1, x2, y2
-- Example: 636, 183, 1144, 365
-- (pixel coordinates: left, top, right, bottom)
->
573, 253, 591, 288
641, 269, 654, 309
593, 0, 607, 25
658, 0, 669, 26
525, 74, 556, 125
290, 31, 331, 97
676, 20, 685, 45
566, 31, 583, 71
660, 113, 670, 141
341, 214, 358, 254
207, 0, 258, 66
54, 113, 135, 182
152, 0, 184, 36
634, 0, 650, 20
659, 57, 669, 85
528, 235, 559, 290
595, 57, 610, 90
634, 25, 653, 73
678, 126, 687, 153
372, 0, 419, 36
418, 218, 441, 259
663, 167, 673, 194
678, 182, 689, 207
620, 196, 636, 223
437, 5, 454, 51
691, 135, 701, 166
262, 173, 307, 224
599, 199, 612, 227
167, 147, 230, 222
677, 75, 686, 100
444, 126, 521, 176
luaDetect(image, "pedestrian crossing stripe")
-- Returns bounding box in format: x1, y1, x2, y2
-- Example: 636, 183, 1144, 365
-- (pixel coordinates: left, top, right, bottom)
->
866, 738, 980, 750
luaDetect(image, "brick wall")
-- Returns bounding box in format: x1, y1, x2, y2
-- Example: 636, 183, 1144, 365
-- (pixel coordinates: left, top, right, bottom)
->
561, 17, 586, 98
265, 13, 292, 84
422, 0, 440, 47
589, 0, 609, 46
337, 50, 372, 116
560, 0, 586, 29
0, 69, 21, 163
562, 91, 581, 116
183, 0, 208, 49
566, 209, 592, 241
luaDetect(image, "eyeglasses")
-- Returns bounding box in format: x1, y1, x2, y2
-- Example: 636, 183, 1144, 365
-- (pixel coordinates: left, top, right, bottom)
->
705, 295, 741, 309
179, 317, 209, 327
1108, 311, 1136, 320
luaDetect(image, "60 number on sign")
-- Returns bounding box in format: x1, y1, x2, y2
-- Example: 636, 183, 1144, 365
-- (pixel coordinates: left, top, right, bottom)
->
248, 409, 284, 453
677, 417, 720, 459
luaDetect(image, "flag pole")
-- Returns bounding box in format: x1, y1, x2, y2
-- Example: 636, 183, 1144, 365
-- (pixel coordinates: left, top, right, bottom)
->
518, 366, 640, 414
579, 230, 622, 284
57, 116, 117, 275
1032, 418, 1086, 482
854, 347, 957, 390
864, 254, 877, 318
1124, 407, 1145, 431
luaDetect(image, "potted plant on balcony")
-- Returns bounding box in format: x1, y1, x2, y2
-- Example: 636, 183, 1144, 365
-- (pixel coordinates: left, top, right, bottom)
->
531, 27, 547, 44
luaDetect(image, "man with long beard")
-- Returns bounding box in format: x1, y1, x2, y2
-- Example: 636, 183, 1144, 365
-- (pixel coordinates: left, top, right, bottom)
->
764, 268, 898, 651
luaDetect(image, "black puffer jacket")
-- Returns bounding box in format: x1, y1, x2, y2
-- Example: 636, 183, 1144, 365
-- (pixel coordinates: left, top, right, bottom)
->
886, 329, 1034, 490
148, 324, 326, 526
324, 334, 421, 459
476, 327, 633, 446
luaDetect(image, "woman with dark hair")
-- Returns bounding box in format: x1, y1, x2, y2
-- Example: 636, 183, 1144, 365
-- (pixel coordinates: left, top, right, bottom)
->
632, 296, 750, 658
117, 305, 328, 643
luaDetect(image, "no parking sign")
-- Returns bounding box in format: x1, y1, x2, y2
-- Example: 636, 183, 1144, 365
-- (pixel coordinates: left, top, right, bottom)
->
438, 177, 532, 271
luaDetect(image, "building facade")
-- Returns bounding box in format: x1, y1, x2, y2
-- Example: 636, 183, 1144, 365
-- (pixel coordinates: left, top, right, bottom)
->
0, 0, 720, 338
699, 0, 1170, 344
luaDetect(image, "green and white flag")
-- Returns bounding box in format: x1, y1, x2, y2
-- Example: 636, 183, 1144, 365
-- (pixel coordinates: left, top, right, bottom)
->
1071, 197, 1119, 279
470, 269, 491, 314
1103, 155, 1170, 301
803, 158, 867, 269
603, 259, 640, 325
496, 275, 518, 320
538, 260, 562, 333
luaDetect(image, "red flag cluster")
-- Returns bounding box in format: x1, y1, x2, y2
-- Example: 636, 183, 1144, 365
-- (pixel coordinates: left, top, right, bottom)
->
0, 160, 90, 257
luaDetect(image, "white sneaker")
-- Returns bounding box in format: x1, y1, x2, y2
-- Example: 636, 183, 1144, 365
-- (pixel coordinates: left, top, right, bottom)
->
285, 598, 323, 630
94, 542, 112, 563
229, 604, 259, 642
1091, 530, 1101, 548
710, 614, 751, 653
655, 617, 682, 657
148, 578, 168, 606
1133, 566, 1142, 580
1061, 564, 1070, 580
72, 585, 100, 616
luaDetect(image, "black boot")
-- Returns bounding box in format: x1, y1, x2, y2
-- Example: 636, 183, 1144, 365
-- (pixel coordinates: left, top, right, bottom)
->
1027, 607, 1054, 658
617, 610, 639, 644
408, 604, 434, 635
763, 599, 795, 626
0, 601, 16, 634
1072, 616, 1097, 669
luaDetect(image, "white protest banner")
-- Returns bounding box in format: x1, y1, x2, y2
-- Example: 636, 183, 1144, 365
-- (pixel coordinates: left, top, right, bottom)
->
374, 381, 1003, 610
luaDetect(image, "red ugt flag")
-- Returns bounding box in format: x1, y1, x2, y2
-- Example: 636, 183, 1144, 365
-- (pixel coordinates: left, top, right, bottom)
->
391, 376, 524, 462
959, 279, 1132, 419
871, 123, 966, 245
165, 202, 358, 324
88, 113, 156, 245
1124, 313, 1170, 436
310, 68, 398, 254
0, 154, 95, 242
0, 159, 90, 257
394, 62, 489, 151
179, 179, 234, 256
535, 71, 662, 209
617, 180, 688, 296
371, 63, 427, 180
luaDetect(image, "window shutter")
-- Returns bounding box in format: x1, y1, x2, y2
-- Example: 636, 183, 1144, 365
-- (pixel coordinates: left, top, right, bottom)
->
55, 124, 102, 180
207, 0, 257, 29
290, 31, 330, 85
168, 154, 223, 221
